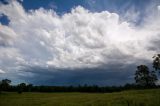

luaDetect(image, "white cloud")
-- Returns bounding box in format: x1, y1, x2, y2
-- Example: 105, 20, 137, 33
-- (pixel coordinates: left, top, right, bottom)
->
0, 1, 160, 74
158, 5, 160, 10
0, 69, 5, 73
0, 24, 17, 46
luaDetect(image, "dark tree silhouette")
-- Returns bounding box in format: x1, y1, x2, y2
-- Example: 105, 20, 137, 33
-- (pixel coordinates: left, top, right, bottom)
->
153, 54, 160, 72
27, 84, 33, 92
0, 79, 11, 92
17, 83, 26, 94
135, 65, 157, 87
0, 80, 1, 93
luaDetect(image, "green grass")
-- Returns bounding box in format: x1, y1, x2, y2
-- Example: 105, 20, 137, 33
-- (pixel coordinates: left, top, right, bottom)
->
0, 89, 160, 106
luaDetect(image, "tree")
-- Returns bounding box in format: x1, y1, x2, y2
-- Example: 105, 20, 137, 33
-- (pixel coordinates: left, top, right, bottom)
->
27, 84, 33, 92
17, 83, 26, 94
0, 80, 2, 93
135, 65, 157, 87
153, 54, 160, 72
0, 79, 11, 92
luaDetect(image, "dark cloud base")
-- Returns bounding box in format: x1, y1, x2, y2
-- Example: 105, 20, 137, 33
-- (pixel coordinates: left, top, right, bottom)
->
17, 65, 136, 86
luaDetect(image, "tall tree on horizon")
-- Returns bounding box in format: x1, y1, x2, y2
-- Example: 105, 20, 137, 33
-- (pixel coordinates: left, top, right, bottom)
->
153, 54, 160, 72
135, 65, 157, 87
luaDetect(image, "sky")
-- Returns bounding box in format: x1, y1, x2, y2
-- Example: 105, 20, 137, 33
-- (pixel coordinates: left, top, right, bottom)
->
0, 0, 160, 86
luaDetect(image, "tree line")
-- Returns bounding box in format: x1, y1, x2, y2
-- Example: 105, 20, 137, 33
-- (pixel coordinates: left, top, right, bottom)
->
0, 54, 160, 93
1, 81, 159, 94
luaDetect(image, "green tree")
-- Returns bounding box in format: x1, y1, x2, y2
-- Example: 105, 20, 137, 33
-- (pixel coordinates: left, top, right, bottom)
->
135, 65, 157, 87
153, 54, 160, 72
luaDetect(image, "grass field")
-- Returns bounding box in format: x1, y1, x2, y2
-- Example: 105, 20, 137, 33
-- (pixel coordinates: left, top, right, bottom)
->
0, 89, 160, 106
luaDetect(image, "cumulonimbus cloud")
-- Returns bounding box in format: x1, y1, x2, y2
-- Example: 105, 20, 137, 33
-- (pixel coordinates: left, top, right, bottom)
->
0, 1, 160, 75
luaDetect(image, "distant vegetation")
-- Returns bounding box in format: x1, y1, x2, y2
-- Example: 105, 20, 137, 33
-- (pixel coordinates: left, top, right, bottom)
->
1, 81, 159, 93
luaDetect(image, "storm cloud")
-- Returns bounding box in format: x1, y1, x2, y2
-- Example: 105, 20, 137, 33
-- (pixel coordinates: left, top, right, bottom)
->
0, 1, 160, 85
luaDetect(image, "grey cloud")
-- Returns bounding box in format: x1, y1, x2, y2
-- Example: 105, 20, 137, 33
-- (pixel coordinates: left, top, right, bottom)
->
0, 1, 160, 85
18, 65, 135, 86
